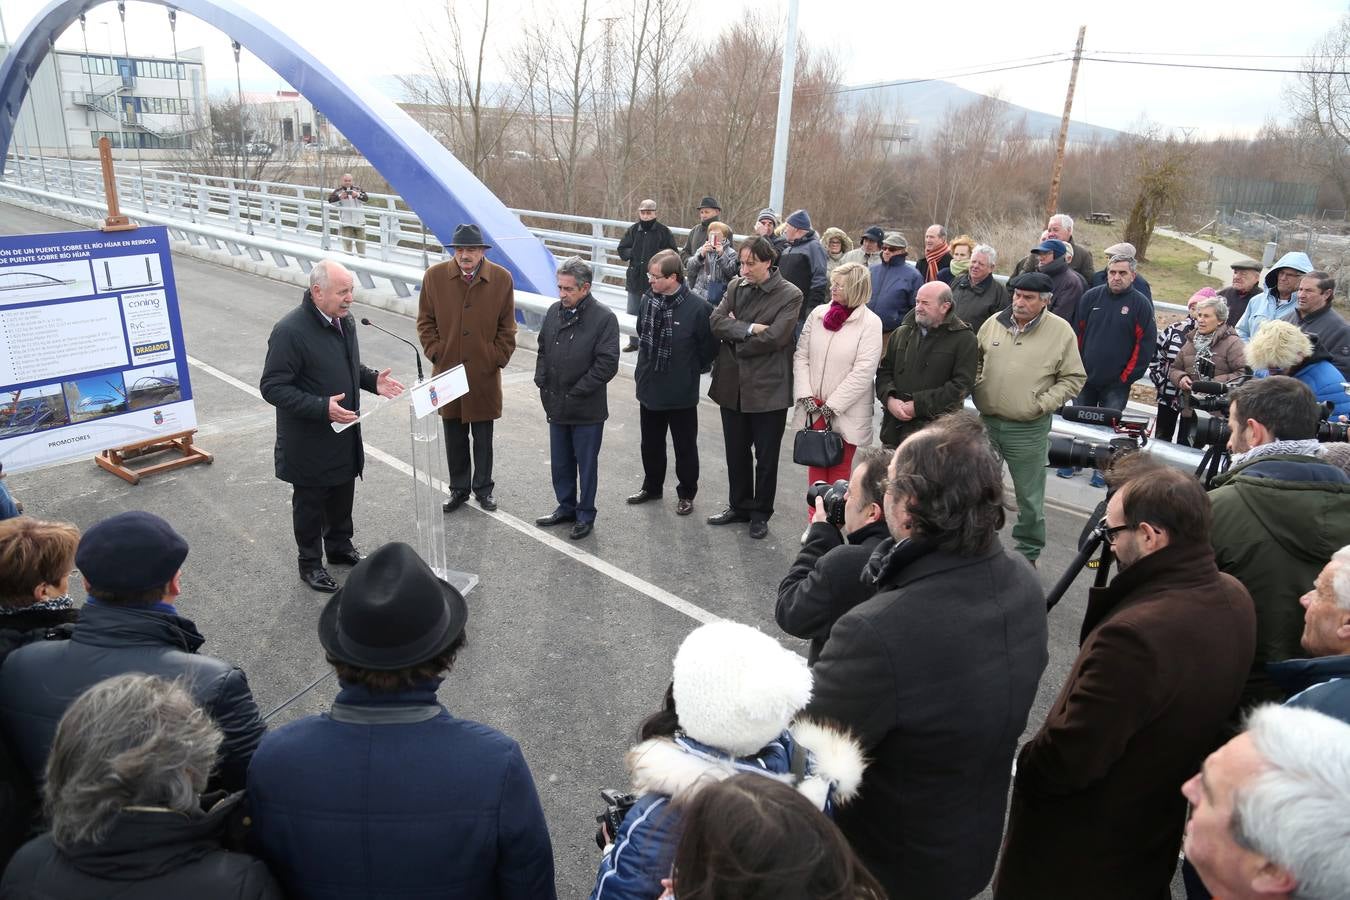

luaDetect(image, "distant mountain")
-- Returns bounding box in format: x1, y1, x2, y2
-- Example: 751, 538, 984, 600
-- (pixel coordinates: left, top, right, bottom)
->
840, 79, 1124, 145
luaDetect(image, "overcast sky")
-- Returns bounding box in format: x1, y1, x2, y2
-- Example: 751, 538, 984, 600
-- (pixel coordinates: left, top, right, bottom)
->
2, 0, 1344, 136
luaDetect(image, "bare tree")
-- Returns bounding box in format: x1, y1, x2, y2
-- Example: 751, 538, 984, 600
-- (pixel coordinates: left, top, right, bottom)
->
1288, 13, 1350, 211
398, 1, 523, 179
1122, 127, 1199, 260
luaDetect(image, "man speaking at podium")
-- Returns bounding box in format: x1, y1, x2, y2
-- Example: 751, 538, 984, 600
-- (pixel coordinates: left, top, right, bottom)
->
261, 259, 405, 592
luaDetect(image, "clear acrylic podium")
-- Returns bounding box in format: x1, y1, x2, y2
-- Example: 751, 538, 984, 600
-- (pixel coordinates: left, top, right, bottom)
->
408, 370, 478, 596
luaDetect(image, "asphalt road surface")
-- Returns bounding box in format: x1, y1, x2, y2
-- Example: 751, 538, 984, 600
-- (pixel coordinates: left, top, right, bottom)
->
2, 202, 1185, 899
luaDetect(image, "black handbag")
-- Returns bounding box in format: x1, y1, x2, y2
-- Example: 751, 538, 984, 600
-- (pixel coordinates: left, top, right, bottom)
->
793, 413, 844, 468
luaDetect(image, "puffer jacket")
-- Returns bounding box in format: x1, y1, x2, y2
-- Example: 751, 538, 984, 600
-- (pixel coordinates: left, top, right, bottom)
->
875, 307, 979, 447
1292, 352, 1350, 419
588, 721, 865, 900
1236, 250, 1313, 341
708, 272, 803, 413
1210, 451, 1350, 708
1149, 318, 1195, 411
0, 603, 265, 793
867, 255, 924, 332
1168, 324, 1247, 417
0, 792, 282, 900
781, 231, 830, 314
791, 303, 884, 446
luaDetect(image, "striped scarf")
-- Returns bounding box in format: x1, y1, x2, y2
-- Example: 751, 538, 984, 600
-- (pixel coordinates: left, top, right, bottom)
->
925, 242, 949, 281
640, 289, 684, 373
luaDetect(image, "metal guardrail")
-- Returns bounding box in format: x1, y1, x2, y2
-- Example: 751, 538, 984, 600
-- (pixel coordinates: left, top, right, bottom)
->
1, 153, 1208, 470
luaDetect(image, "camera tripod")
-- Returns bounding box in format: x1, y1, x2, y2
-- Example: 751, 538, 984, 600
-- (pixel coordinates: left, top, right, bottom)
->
1045, 494, 1116, 613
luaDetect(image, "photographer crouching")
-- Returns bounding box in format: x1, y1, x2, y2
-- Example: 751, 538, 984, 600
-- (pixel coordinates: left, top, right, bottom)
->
776, 447, 890, 664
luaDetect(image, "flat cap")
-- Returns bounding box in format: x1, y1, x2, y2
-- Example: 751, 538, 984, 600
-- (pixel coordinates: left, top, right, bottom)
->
76, 511, 188, 594
882, 231, 908, 249
1008, 272, 1055, 293
1230, 257, 1263, 271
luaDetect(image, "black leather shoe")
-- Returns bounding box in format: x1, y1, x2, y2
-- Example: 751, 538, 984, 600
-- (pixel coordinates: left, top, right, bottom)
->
476, 494, 498, 512
748, 521, 769, 540
627, 488, 661, 505
707, 508, 750, 526
676, 499, 694, 516
622, 338, 639, 352
535, 511, 576, 527
569, 521, 593, 540
327, 548, 362, 567
301, 568, 339, 592
442, 491, 470, 513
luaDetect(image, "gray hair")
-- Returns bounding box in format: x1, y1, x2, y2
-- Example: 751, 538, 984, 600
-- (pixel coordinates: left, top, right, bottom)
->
1049, 213, 1074, 234
1194, 295, 1229, 322
557, 256, 593, 288
1331, 545, 1350, 612
972, 244, 997, 267
1235, 705, 1350, 899
1107, 254, 1138, 273
310, 258, 348, 291
45, 674, 222, 850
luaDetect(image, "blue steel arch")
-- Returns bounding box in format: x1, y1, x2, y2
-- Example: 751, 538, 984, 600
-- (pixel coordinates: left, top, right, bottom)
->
0, 0, 558, 294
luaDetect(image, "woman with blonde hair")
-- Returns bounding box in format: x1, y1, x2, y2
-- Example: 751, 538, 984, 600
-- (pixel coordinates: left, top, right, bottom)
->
1247, 319, 1350, 418
792, 262, 883, 530
685, 221, 739, 304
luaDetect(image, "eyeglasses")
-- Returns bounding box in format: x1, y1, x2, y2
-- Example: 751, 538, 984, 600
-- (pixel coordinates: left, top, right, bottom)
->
1101, 522, 1131, 546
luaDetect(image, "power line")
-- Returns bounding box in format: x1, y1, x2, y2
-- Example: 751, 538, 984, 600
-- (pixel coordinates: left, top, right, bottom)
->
821, 56, 1070, 96
1081, 55, 1347, 76
1090, 50, 1311, 59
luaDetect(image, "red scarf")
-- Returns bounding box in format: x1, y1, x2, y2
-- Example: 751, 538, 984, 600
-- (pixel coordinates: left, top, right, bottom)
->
925, 242, 949, 281
823, 301, 851, 331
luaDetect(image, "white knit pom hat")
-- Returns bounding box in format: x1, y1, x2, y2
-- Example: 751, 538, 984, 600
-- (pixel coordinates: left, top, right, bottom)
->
672, 622, 813, 757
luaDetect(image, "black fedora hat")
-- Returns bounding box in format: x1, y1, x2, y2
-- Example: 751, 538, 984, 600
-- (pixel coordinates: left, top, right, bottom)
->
695, 196, 721, 211
449, 223, 492, 249
318, 542, 468, 670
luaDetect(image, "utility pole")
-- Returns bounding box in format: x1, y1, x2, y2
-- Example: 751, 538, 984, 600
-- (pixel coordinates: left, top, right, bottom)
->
768, 0, 800, 217
1045, 25, 1085, 220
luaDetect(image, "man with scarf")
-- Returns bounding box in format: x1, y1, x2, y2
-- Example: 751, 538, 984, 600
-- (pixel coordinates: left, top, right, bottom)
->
805, 413, 1047, 900
628, 250, 716, 516
921, 224, 952, 282
1209, 376, 1350, 712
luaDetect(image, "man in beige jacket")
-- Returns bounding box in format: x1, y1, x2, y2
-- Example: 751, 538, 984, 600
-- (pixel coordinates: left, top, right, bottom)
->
973, 271, 1085, 564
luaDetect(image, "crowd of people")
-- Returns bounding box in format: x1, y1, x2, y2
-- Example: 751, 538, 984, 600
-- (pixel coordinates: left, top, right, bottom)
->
2, 199, 1350, 899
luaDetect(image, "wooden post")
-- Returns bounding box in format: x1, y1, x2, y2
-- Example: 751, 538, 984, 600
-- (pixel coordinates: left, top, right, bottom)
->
98, 136, 137, 232
1045, 26, 1086, 220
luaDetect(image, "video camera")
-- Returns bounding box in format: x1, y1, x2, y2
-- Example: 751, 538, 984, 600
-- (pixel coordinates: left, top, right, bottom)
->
807, 479, 849, 528
594, 788, 637, 849
1047, 406, 1151, 471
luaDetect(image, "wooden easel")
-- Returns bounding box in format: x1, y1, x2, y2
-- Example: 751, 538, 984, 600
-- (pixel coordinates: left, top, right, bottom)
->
93, 138, 212, 483
96, 431, 213, 485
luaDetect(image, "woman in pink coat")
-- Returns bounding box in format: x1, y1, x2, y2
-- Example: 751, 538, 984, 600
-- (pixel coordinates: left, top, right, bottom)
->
792, 262, 883, 528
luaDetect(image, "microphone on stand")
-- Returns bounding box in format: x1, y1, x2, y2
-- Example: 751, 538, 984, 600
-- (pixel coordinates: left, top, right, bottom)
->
360, 317, 424, 382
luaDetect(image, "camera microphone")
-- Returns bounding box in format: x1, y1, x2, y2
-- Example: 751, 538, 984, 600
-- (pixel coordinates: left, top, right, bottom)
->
1190, 381, 1227, 395
360, 317, 424, 381
1056, 405, 1122, 427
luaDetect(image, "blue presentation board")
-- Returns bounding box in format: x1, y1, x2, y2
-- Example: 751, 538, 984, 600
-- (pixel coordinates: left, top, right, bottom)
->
0, 226, 196, 473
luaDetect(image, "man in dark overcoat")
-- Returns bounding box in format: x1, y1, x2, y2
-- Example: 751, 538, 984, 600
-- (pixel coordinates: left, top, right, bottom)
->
416, 224, 517, 514
706, 235, 802, 540
994, 456, 1257, 900
260, 259, 405, 592
246, 542, 556, 900
533, 257, 619, 541
617, 199, 678, 352
805, 413, 1047, 900
627, 249, 715, 515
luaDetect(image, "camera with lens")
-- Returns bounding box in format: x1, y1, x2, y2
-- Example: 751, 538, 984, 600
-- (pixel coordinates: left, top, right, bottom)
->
806, 479, 850, 528
1318, 400, 1350, 443
595, 788, 637, 849
1047, 434, 1140, 470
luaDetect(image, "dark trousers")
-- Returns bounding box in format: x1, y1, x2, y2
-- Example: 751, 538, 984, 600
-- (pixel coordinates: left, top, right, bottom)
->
720, 407, 787, 523
640, 405, 699, 499
1154, 404, 1195, 444
291, 481, 355, 572
1075, 381, 1131, 411
549, 423, 604, 523
443, 419, 494, 497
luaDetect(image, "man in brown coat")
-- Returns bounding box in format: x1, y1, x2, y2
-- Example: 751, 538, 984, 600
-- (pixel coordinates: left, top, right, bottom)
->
706, 236, 802, 540
994, 455, 1257, 900
416, 224, 517, 513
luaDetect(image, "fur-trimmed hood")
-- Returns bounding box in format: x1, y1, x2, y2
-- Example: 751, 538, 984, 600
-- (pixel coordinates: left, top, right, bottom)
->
625, 718, 865, 810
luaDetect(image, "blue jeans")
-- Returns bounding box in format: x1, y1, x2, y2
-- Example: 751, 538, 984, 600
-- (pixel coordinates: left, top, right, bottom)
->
549, 423, 604, 523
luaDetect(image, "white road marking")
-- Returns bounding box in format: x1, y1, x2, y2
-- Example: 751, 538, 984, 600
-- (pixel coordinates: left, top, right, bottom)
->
185, 355, 721, 625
